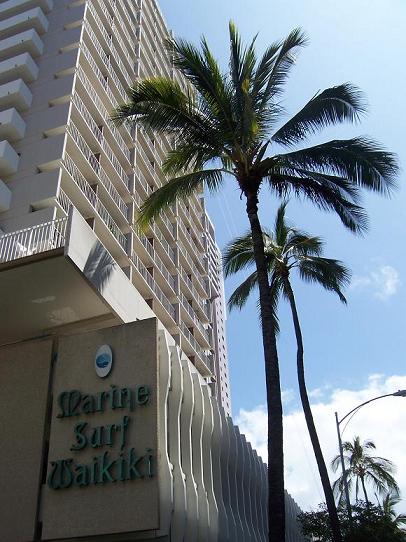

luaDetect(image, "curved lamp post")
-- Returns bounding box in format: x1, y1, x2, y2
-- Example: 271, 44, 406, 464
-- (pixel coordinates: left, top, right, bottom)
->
335, 389, 406, 518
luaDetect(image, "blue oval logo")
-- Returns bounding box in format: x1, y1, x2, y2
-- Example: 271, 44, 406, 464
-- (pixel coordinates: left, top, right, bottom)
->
96, 353, 110, 369
95, 345, 113, 378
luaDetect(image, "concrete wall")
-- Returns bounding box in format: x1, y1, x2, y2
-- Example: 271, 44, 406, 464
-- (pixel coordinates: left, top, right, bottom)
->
0, 320, 306, 542
0, 338, 53, 542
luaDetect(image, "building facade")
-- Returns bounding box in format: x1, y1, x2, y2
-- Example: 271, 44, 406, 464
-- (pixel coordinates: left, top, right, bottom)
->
0, 1, 306, 540
0, 0, 231, 412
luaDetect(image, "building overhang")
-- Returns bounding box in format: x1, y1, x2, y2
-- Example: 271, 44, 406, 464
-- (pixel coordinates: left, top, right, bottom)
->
0, 250, 116, 345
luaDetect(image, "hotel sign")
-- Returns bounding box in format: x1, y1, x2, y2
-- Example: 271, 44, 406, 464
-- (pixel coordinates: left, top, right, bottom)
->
48, 384, 154, 489
41, 319, 160, 540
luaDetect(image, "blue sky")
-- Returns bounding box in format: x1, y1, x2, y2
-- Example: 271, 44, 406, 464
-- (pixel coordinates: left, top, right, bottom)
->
158, 0, 406, 415
157, 2, 406, 506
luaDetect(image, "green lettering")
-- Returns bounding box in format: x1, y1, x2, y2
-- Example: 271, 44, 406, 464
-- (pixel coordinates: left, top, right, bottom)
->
90, 426, 103, 448
74, 464, 90, 487
126, 448, 143, 480
137, 385, 150, 406
81, 394, 95, 414
97, 452, 116, 483
70, 422, 88, 451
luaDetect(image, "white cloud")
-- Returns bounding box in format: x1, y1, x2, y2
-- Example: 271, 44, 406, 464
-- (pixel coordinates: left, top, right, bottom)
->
236, 374, 406, 512
282, 388, 295, 405
351, 265, 400, 300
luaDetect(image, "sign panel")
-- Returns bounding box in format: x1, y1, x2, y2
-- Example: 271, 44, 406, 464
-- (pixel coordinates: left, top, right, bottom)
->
41, 319, 160, 540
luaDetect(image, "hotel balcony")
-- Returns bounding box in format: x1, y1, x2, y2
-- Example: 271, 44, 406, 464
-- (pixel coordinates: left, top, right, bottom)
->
176, 322, 212, 377
0, 209, 158, 346
0, 0, 52, 22
78, 44, 133, 147
75, 66, 132, 164
0, 78, 32, 110
0, 179, 11, 211
0, 140, 19, 175
0, 108, 25, 141
0, 53, 39, 85
61, 153, 128, 263
0, 7, 49, 40
129, 250, 178, 332
0, 28, 43, 60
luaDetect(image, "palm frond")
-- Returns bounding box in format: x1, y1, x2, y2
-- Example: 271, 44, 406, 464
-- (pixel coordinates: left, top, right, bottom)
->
274, 200, 290, 246
269, 171, 369, 233
276, 137, 399, 195
223, 232, 256, 276
137, 169, 224, 229
272, 84, 366, 146
298, 257, 351, 303
285, 233, 323, 257
228, 270, 258, 310
260, 28, 308, 106
168, 36, 237, 145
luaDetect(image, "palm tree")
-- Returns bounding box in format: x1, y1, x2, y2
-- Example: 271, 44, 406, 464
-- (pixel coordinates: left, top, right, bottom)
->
223, 202, 349, 541
332, 436, 400, 506
112, 24, 398, 540
381, 492, 406, 530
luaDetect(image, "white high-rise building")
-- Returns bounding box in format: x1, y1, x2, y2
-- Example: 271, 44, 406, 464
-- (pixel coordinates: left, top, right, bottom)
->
0, 3, 309, 540
0, 0, 231, 412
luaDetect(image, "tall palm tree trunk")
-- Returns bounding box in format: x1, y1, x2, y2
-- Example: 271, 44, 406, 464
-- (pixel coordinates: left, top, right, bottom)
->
360, 475, 370, 506
284, 280, 342, 542
246, 193, 285, 542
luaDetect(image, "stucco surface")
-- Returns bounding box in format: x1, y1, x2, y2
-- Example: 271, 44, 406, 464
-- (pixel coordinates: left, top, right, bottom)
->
41, 319, 160, 540
0, 337, 53, 542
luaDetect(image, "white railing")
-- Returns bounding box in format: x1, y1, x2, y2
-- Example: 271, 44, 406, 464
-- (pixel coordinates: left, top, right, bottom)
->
152, 223, 176, 263
63, 154, 127, 251
131, 251, 176, 320
80, 42, 117, 107
0, 219, 67, 264
84, 23, 128, 104
76, 66, 131, 162
139, 236, 175, 292
68, 121, 128, 216
179, 265, 209, 315
134, 165, 153, 196
178, 216, 205, 268
180, 322, 212, 370
179, 292, 211, 343
137, 144, 161, 188
87, 1, 134, 86
177, 239, 206, 291
57, 189, 72, 215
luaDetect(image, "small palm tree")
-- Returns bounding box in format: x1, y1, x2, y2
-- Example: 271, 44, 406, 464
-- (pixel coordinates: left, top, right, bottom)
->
223, 202, 349, 540
332, 436, 400, 506
112, 24, 398, 540
381, 492, 406, 530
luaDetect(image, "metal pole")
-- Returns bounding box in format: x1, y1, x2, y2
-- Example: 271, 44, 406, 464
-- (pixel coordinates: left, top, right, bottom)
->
335, 411, 352, 519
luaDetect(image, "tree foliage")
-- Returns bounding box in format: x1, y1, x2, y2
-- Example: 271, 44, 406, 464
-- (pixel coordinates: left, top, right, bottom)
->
299, 501, 406, 542
332, 436, 399, 505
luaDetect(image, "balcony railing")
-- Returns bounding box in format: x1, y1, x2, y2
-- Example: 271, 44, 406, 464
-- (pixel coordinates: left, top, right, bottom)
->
130, 251, 176, 321
177, 239, 206, 292
178, 216, 205, 269
179, 265, 210, 316
152, 223, 176, 263
76, 65, 131, 163
179, 292, 211, 343
0, 218, 67, 264
139, 235, 176, 291
180, 322, 212, 371
84, 22, 128, 104
63, 153, 127, 251
57, 189, 72, 215
68, 121, 128, 216
87, 1, 134, 88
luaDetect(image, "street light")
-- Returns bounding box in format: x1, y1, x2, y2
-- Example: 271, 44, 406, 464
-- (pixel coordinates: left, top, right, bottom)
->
335, 389, 406, 518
